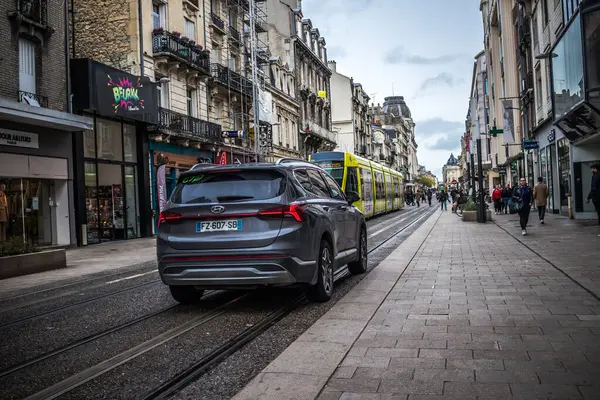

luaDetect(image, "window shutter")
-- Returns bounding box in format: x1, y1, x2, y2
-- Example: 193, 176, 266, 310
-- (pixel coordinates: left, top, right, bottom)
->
19, 39, 36, 94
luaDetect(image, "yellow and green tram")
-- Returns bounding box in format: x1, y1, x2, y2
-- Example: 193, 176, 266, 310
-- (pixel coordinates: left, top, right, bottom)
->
309, 151, 404, 218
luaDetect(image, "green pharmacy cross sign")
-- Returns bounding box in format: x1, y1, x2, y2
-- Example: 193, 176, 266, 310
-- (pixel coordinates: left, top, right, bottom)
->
490, 127, 504, 137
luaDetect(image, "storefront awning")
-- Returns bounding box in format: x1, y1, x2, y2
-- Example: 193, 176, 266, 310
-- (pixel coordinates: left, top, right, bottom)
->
0, 98, 93, 132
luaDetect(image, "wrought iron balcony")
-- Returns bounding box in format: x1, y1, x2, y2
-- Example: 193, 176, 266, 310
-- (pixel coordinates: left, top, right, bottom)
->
152, 30, 210, 74
16, 0, 47, 25
229, 27, 241, 43
211, 13, 225, 32
210, 63, 253, 97
157, 107, 222, 143
18, 91, 48, 108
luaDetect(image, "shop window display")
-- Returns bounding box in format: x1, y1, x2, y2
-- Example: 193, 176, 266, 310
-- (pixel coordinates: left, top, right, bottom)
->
0, 178, 53, 246
84, 117, 141, 244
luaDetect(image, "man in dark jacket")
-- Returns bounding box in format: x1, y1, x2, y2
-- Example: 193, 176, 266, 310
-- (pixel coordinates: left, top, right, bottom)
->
586, 164, 600, 236
513, 177, 533, 236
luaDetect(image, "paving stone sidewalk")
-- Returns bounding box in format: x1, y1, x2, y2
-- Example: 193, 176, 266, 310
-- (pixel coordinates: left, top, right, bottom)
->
0, 237, 156, 296
235, 210, 600, 400
493, 211, 600, 298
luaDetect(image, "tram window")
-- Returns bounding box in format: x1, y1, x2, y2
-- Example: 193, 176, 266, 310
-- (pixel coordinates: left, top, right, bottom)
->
361, 168, 373, 202
345, 167, 358, 194
374, 172, 384, 200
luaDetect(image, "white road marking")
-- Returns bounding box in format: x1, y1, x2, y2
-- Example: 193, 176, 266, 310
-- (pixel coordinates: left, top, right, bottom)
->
106, 271, 156, 285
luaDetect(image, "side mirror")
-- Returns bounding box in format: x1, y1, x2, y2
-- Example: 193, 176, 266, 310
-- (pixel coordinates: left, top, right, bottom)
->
346, 190, 360, 205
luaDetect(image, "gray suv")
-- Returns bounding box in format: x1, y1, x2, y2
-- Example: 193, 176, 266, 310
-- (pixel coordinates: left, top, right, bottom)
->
156, 159, 367, 304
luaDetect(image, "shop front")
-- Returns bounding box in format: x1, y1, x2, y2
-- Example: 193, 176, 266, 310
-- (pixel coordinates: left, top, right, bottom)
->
71, 59, 157, 245
0, 99, 93, 247
534, 125, 568, 214
550, 3, 600, 218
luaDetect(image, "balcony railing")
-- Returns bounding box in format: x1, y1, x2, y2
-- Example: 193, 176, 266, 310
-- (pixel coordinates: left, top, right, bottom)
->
17, 0, 47, 25
228, 27, 241, 42
18, 90, 48, 108
211, 13, 225, 32
210, 63, 253, 96
158, 107, 222, 143
152, 30, 210, 74
303, 119, 336, 144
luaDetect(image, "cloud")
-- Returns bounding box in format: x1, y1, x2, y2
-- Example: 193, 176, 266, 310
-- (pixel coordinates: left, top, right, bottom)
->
418, 73, 465, 92
415, 118, 464, 138
428, 135, 462, 151
327, 45, 348, 59
383, 47, 466, 65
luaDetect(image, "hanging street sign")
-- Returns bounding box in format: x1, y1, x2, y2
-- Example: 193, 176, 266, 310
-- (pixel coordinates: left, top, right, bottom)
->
222, 130, 246, 138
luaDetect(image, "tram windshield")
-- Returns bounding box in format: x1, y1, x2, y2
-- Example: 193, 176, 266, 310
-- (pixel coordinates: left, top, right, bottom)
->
311, 160, 344, 187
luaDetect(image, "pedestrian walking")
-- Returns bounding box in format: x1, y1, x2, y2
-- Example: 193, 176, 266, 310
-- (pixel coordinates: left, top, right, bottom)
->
492, 184, 503, 215
586, 163, 600, 236
501, 183, 512, 214
439, 190, 448, 211
427, 189, 432, 206
533, 177, 549, 224
513, 177, 533, 236
416, 190, 421, 207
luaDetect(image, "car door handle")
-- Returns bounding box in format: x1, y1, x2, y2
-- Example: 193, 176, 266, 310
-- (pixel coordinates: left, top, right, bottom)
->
337, 205, 348, 210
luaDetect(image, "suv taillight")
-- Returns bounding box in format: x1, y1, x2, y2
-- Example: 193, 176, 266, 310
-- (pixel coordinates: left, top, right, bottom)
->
258, 203, 307, 222
158, 211, 182, 227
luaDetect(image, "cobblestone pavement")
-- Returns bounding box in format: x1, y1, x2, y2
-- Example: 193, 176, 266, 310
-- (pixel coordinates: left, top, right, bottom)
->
493, 211, 600, 298
235, 210, 600, 400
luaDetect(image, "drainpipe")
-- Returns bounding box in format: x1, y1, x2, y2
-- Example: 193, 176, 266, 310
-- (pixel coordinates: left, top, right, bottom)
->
138, 0, 144, 77
64, 0, 72, 112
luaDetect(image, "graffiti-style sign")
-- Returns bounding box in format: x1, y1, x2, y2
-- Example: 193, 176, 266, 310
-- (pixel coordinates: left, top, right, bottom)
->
181, 175, 203, 184
107, 74, 145, 113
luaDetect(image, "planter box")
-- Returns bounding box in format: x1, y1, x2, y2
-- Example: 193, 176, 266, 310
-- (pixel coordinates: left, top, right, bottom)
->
462, 210, 493, 222
0, 249, 67, 280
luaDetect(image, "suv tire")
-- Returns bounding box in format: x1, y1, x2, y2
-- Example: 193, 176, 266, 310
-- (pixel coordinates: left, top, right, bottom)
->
169, 285, 204, 304
348, 226, 368, 274
307, 240, 334, 302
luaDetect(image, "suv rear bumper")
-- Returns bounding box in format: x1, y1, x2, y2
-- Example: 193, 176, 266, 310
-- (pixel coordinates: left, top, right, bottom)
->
157, 254, 317, 289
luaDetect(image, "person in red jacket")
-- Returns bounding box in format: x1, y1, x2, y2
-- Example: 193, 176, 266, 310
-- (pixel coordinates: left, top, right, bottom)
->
492, 184, 503, 215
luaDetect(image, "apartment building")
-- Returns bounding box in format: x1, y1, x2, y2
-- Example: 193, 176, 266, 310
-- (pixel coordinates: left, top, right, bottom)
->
475, 0, 599, 219
262, 0, 301, 160
328, 61, 372, 157
0, 0, 93, 247
545, 0, 600, 219
288, 7, 336, 158
466, 50, 494, 192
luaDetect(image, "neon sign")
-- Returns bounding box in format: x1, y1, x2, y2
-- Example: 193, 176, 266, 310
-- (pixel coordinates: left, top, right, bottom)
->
107, 74, 145, 113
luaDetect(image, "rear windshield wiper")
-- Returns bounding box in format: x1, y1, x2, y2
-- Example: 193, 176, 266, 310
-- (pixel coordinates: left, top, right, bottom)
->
216, 195, 255, 201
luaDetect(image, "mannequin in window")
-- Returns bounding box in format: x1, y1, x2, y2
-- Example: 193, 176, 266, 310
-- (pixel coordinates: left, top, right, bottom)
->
0, 184, 7, 242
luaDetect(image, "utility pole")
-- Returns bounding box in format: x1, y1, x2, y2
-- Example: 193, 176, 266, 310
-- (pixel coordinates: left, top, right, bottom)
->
476, 138, 486, 223
248, 0, 261, 161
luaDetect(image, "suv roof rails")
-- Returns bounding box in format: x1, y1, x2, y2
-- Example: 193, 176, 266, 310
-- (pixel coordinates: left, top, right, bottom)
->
275, 157, 315, 166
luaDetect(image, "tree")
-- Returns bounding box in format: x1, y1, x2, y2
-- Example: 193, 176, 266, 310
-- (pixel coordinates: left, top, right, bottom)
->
417, 175, 436, 188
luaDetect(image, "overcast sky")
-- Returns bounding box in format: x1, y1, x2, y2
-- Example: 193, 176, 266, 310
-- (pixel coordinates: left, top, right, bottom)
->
301, 0, 483, 179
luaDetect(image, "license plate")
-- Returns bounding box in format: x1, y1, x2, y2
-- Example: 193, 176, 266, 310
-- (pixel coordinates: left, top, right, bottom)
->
196, 220, 243, 233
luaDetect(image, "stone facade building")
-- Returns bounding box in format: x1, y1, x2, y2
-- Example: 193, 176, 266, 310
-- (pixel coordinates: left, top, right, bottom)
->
329, 61, 372, 158
1, 0, 93, 246
290, 7, 335, 158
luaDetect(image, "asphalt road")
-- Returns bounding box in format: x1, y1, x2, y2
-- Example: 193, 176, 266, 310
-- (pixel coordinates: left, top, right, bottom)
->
0, 204, 437, 400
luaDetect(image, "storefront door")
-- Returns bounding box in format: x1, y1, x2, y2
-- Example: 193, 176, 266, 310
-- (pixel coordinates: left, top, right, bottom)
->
548, 143, 557, 212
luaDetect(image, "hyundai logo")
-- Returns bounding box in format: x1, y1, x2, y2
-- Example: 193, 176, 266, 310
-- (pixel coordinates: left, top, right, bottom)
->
210, 205, 225, 214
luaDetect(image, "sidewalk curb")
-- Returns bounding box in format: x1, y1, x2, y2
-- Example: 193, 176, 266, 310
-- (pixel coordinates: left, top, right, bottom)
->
232, 210, 442, 400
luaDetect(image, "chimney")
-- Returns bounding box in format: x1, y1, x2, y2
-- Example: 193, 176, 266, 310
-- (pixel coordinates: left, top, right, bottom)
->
328, 60, 336, 72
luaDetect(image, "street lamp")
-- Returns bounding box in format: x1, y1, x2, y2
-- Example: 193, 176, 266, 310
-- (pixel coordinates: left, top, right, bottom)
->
535, 52, 558, 60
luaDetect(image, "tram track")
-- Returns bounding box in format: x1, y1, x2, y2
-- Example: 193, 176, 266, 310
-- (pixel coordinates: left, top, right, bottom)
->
0, 280, 162, 330
8, 207, 435, 400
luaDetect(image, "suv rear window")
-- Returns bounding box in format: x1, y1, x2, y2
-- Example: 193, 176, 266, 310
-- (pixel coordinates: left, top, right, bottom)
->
171, 170, 286, 204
